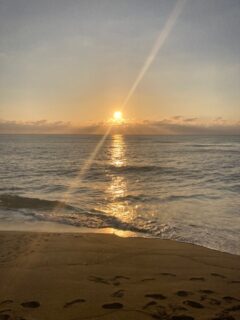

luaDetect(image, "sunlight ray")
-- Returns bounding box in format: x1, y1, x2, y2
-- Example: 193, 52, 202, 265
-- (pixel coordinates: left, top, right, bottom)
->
121, 0, 187, 110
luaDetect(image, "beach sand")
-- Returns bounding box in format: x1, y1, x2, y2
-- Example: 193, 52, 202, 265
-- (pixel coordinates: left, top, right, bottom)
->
0, 231, 239, 320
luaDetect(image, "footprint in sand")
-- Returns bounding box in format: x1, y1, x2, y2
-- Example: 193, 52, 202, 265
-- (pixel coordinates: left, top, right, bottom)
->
0, 315, 10, 320
102, 303, 123, 309
111, 290, 125, 298
183, 300, 204, 309
88, 276, 109, 285
63, 299, 85, 308
142, 301, 157, 309
175, 291, 192, 297
88, 275, 129, 286
161, 273, 176, 277
141, 278, 155, 282
21, 301, 40, 308
111, 276, 130, 281
111, 281, 120, 286
200, 296, 221, 305
145, 293, 166, 300
0, 310, 11, 314
150, 305, 167, 319
222, 296, 240, 303
111, 276, 130, 286
0, 301, 13, 306
171, 316, 195, 320
230, 280, 240, 284
211, 273, 226, 279
190, 277, 205, 281
212, 315, 236, 320
225, 304, 240, 312
169, 304, 187, 312
199, 289, 215, 294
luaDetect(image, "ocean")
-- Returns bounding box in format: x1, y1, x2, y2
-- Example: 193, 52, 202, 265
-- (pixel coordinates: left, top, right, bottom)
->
0, 134, 239, 254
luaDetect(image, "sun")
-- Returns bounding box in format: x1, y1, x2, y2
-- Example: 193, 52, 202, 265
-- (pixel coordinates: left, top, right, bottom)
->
113, 111, 123, 121
113, 111, 123, 124
110, 111, 124, 124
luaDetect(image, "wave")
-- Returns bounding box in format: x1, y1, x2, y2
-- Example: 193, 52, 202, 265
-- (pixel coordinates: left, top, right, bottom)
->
163, 194, 220, 201
0, 194, 173, 237
220, 184, 240, 193
0, 194, 73, 211
107, 164, 177, 174
25, 209, 173, 237
115, 193, 220, 203
0, 192, 219, 216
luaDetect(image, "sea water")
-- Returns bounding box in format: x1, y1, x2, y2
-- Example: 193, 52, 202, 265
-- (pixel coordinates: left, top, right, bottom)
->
0, 134, 239, 254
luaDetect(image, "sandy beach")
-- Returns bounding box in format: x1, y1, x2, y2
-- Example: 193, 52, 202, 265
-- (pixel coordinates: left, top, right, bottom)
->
0, 231, 239, 320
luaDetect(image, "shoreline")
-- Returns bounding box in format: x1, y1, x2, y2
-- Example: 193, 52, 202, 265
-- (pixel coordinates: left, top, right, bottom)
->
0, 221, 239, 257
0, 230, 240, 320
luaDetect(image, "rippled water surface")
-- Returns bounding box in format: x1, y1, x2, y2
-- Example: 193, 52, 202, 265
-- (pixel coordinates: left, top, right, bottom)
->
0, 134, 239, 254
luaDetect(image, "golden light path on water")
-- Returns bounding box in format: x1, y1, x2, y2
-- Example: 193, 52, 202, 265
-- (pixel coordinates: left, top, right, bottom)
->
96, 134, 137, 237
104, 134, 129, 220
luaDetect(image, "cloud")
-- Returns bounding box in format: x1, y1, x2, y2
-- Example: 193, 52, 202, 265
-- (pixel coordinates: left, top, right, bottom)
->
0, 119, 72, 134
0, 117, 239, 135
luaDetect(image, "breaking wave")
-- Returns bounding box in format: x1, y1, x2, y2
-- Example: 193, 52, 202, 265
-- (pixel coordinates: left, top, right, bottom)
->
0, 194, 173, 237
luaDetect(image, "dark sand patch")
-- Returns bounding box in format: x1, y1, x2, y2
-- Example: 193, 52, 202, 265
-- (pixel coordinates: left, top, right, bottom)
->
0, 315, 10, 320
111, 275, 130, 281
222, 296, 240, 303
183, 300, 204, 309
63, 299, 85, 308
199, 289, 215, 294
169, 304, 187, 312
102, 302, 123, 309
225, 304, 240, 312
171, 316, 194, 320
145, 293, 166, 300
175, 290, 192, 297
190, 277, 205, 281
141, 278, 155, 282
211, 273, 226, 279
88, 276, 109, 285
230, 280, 240, 284
212, 315, 236, 320
21, 301, 40, 308
161, 273, 176, 277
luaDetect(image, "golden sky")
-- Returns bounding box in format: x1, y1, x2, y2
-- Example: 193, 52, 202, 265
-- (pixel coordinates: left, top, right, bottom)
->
0, 0, 239, 132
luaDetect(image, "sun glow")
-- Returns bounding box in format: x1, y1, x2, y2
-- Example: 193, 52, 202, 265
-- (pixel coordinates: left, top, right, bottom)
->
113, 111, 123, 123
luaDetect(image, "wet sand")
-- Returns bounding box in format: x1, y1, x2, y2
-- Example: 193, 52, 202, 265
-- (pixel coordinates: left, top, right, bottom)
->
0, 231, 239, 320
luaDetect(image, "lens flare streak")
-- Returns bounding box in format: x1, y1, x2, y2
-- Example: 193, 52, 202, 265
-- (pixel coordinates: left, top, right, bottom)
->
121, 0, 187, 110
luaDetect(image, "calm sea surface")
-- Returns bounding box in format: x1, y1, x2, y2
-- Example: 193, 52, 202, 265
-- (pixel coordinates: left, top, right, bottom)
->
0, 134, 239, 254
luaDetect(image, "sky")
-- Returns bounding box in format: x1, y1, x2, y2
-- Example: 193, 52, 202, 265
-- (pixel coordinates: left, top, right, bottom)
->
0, 0, 239, 133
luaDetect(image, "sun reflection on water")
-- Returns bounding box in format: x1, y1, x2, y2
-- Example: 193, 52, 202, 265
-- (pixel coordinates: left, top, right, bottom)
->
104, 135, 133, 222
109, 134, 127, 201
110, 134, 126, 168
